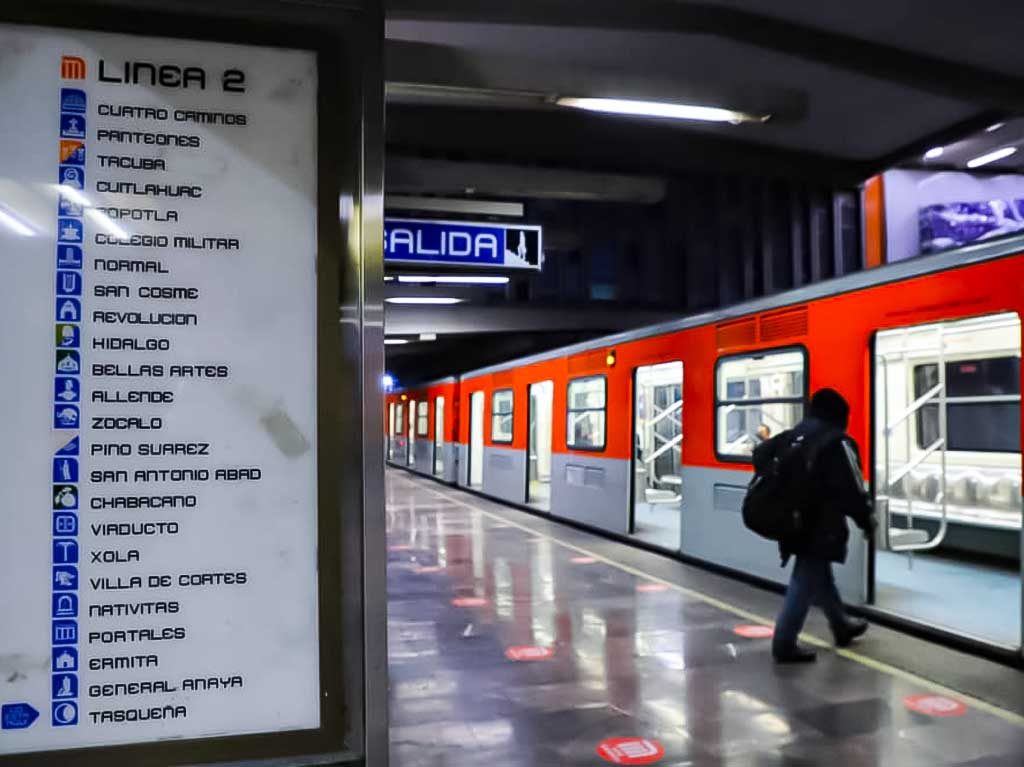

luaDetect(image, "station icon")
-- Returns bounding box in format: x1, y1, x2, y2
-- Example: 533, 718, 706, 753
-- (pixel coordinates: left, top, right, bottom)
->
52, 673, 78, 700
57, 297, 81, 322
53, 566, 78, 591
51, 618, 78, 643
56, 436, 79, 454
55, 377, 80, 403
57, 270, 82, 297
58, 166, 84, 191
52, 647, 78, 672
57, 244, 83, 269
59, 88, 87, 114
57, 217, 83, 243
56, 323, 80, 348
55, 350, 80, 374
53, 485, 79, 510
52, 593, 78, 618
53, 513, 79, 537
54, 405, 80, 430
60, 113, 86, 140
51, 701, 78, 727
53, 457, 78, 483
52, 538, 79, 564
58, 195, 83, 218
59, 140, 86, 166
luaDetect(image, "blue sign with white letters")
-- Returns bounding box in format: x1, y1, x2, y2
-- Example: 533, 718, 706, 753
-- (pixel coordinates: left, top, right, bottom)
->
1, 703, 39, 730
384, 218, 543, 270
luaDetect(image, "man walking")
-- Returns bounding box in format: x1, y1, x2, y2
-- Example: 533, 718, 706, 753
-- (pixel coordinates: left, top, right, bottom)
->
769, 388, 875, 663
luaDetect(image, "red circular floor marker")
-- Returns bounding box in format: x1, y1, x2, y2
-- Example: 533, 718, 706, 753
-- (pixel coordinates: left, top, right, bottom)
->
904, 694, 967, 718
505, 645, 554, 662
733, 624, 775, 639
636, 583, 668, 593
451, 596, 488, 608
570, 556, 597, 565
596, 737, 665, 765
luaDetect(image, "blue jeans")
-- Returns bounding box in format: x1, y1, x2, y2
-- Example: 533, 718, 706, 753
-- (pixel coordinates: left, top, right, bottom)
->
773, 555, 849, 653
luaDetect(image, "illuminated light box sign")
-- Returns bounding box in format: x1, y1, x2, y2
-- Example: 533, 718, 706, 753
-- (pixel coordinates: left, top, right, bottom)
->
0, 23, 320, 756
384, 218, 543, 270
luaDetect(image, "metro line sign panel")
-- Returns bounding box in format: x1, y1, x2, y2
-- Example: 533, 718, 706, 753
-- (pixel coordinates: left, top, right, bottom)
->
384, 218, 544, 270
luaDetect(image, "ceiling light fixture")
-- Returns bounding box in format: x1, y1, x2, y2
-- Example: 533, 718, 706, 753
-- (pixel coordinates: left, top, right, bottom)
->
923, 146, 944, 160
966, 146, 1018, 169
555, 96, 770, 125
397, 275, 510, 285
419, 333, 437, 341
384, 338, 410, 345
986, 122, 1005, 133
385, 297, 464, 305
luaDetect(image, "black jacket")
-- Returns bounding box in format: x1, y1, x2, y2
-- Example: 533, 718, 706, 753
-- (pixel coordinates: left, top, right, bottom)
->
779, 416, 873, 564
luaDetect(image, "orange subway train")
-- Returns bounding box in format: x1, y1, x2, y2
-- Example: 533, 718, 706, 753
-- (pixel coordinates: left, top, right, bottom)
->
386, 235, 1024, 656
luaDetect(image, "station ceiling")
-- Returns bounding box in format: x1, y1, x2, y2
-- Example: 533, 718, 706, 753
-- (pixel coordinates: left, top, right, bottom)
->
381, 0, 1024, 383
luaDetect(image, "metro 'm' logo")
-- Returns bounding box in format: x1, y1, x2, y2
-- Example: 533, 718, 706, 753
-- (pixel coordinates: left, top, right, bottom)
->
61, 56, 86, 80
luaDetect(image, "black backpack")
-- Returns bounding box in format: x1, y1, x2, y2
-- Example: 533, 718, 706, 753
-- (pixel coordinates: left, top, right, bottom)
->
741, 427, 839, 543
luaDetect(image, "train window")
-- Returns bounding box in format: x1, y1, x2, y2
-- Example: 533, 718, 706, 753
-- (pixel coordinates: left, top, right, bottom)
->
394, 403, 404, 434
914, 356, 1021, 453
715, 348, 806, 460
416, 400, 429, 437
491, 389, 514, 443
567, 376, 607, 451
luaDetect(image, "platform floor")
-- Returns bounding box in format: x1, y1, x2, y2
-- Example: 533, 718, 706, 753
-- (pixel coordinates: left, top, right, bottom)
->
386, 469, 1024, 766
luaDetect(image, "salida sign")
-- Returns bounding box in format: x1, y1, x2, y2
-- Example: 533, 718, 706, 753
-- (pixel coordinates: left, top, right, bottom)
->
384, 218, 543, 271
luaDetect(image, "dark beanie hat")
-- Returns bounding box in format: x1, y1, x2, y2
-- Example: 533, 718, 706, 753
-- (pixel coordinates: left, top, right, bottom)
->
809, 388, 850, 429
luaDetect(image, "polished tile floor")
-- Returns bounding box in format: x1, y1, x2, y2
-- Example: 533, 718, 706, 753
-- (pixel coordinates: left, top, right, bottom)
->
386, 469, 1024, 766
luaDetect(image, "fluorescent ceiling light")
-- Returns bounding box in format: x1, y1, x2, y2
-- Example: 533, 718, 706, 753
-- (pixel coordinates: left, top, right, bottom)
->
385, 297, 463, 305
966, 146, 1017, 168
397, 275, 510, 285
986, 122, 1005, 133
419, 333, 437, 341
923, 146, 944, 160
384, 338, 409, 345
0, 205, 35, 237
555, 96, 770, 124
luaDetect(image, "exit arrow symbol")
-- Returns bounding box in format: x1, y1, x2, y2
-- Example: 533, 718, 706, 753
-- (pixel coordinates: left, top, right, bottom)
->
1, 703, 40, 730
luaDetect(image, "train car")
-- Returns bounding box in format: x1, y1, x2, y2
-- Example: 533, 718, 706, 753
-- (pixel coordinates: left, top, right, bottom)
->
386, 377, 459, 483
387, 235, 1023, 657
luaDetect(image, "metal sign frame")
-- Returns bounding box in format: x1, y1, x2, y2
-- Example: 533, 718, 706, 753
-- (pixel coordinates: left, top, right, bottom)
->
0, 2, 386, 765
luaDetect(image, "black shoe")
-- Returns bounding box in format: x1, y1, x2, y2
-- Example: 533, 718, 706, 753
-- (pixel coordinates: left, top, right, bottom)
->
834, 619, 869, 648
773, 646, 817, 664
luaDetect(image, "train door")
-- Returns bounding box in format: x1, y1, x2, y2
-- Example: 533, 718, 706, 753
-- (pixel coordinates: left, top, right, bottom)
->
630, 361, 683, 550
407, 400, 416, 466
387, 402, 395, 460
469, 391, 485, 487
872, 312, 1021, 650
527, 380, 553, 509
434, 396, 445, 476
